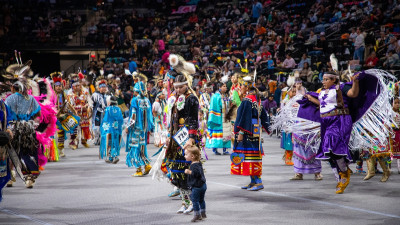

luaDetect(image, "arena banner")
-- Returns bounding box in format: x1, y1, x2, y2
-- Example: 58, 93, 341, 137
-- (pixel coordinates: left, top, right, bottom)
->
171, 5, 197, 14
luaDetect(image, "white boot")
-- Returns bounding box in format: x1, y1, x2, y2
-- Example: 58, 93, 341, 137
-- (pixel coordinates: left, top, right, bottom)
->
177, 205, 187, 214
183, 204, 194, 214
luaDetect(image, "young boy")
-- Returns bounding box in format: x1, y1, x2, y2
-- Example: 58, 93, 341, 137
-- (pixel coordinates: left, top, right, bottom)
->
184, 146, 207, 222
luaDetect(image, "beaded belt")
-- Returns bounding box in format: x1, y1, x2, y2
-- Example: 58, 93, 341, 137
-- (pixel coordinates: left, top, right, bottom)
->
321, 108, 349, 118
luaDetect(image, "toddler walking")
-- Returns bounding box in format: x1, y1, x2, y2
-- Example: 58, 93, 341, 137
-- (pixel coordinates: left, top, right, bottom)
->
184, 145, 207, 222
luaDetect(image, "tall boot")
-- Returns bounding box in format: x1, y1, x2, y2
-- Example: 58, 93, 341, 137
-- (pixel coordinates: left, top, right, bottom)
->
285, 150, 294, 166
378, 158, 390, 182
336, 170, 350, 194
363, 158, 376, 180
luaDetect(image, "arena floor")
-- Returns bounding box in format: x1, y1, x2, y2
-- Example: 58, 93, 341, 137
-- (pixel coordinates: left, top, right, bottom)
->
1, 134, 399, 225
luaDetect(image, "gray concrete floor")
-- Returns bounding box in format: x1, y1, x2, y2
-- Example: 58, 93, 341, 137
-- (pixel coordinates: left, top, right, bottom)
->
0, 134, 399, 225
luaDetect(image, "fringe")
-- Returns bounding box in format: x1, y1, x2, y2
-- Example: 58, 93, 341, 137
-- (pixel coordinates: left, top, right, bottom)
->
150, 146, 169, 181
272, 69, 397, 153
349, 69, 397, 151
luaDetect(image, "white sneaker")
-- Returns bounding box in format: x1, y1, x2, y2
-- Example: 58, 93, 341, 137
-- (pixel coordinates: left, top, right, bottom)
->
177, 205, 187, 214
183, 205, 193, 214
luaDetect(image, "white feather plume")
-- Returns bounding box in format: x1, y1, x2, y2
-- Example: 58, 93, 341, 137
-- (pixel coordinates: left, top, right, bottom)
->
221, 75, 229, 84
287, 75, 295, 87
243, 76, 252, 82
183, 62, 196, 75
330, 54, 339, 72
169, 54, 179, 67
28, 79, 39, 96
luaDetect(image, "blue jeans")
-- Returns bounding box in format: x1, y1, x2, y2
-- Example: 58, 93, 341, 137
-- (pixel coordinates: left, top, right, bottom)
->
353, 46, 365, 62
190, 183, 207, 212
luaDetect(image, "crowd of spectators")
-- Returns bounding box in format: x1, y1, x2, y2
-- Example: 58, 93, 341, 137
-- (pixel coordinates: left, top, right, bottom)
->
3, 0, 400, 109
0, 1, 88, 50
83, 0, 400, 94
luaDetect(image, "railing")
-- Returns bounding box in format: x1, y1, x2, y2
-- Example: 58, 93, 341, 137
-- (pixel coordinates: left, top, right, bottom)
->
64, 60, 85, 76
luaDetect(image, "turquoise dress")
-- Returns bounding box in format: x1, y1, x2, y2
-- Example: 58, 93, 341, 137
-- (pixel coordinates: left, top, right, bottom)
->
100, 105, 124, 159
126, 96, 154, 168
206, 92, 231, 149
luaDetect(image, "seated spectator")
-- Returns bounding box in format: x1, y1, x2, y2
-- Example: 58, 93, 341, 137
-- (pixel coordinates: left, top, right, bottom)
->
261, 47, 272, 59
255, 51, 263, 66
256, 78, 266, 92
383, 50, 400, 69
282, 52, 296, 69
88, 22, 97, 35
309, 32, 328, 56
259, 40, 270, 52
223, 57, 235, 71
299, 62, 313, 83
386, 37, 399, 55
364, 51, 379, 68
255, 24, 266, 36
305, 30, 317, 46
298, 53, 311, 69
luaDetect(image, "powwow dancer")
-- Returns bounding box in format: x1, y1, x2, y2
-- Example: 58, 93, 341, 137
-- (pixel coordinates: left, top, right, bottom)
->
126, 81, 154, 176
206, 80, 231, 155
231, 76, 270, 191
199, 83, 212, 122
100, 96, 124, 164
6, 80, 41, 188
158, 68, 182, 198
304, 71, 361, 194
52, 72, 69, 157
67, 74, 92, 150
274, 79, 323, 181
295, 64, 396, 193
280, 75, 295, 166
152, 92, 167, 147
165, 54, 198, 213
92, 76, 109, 145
